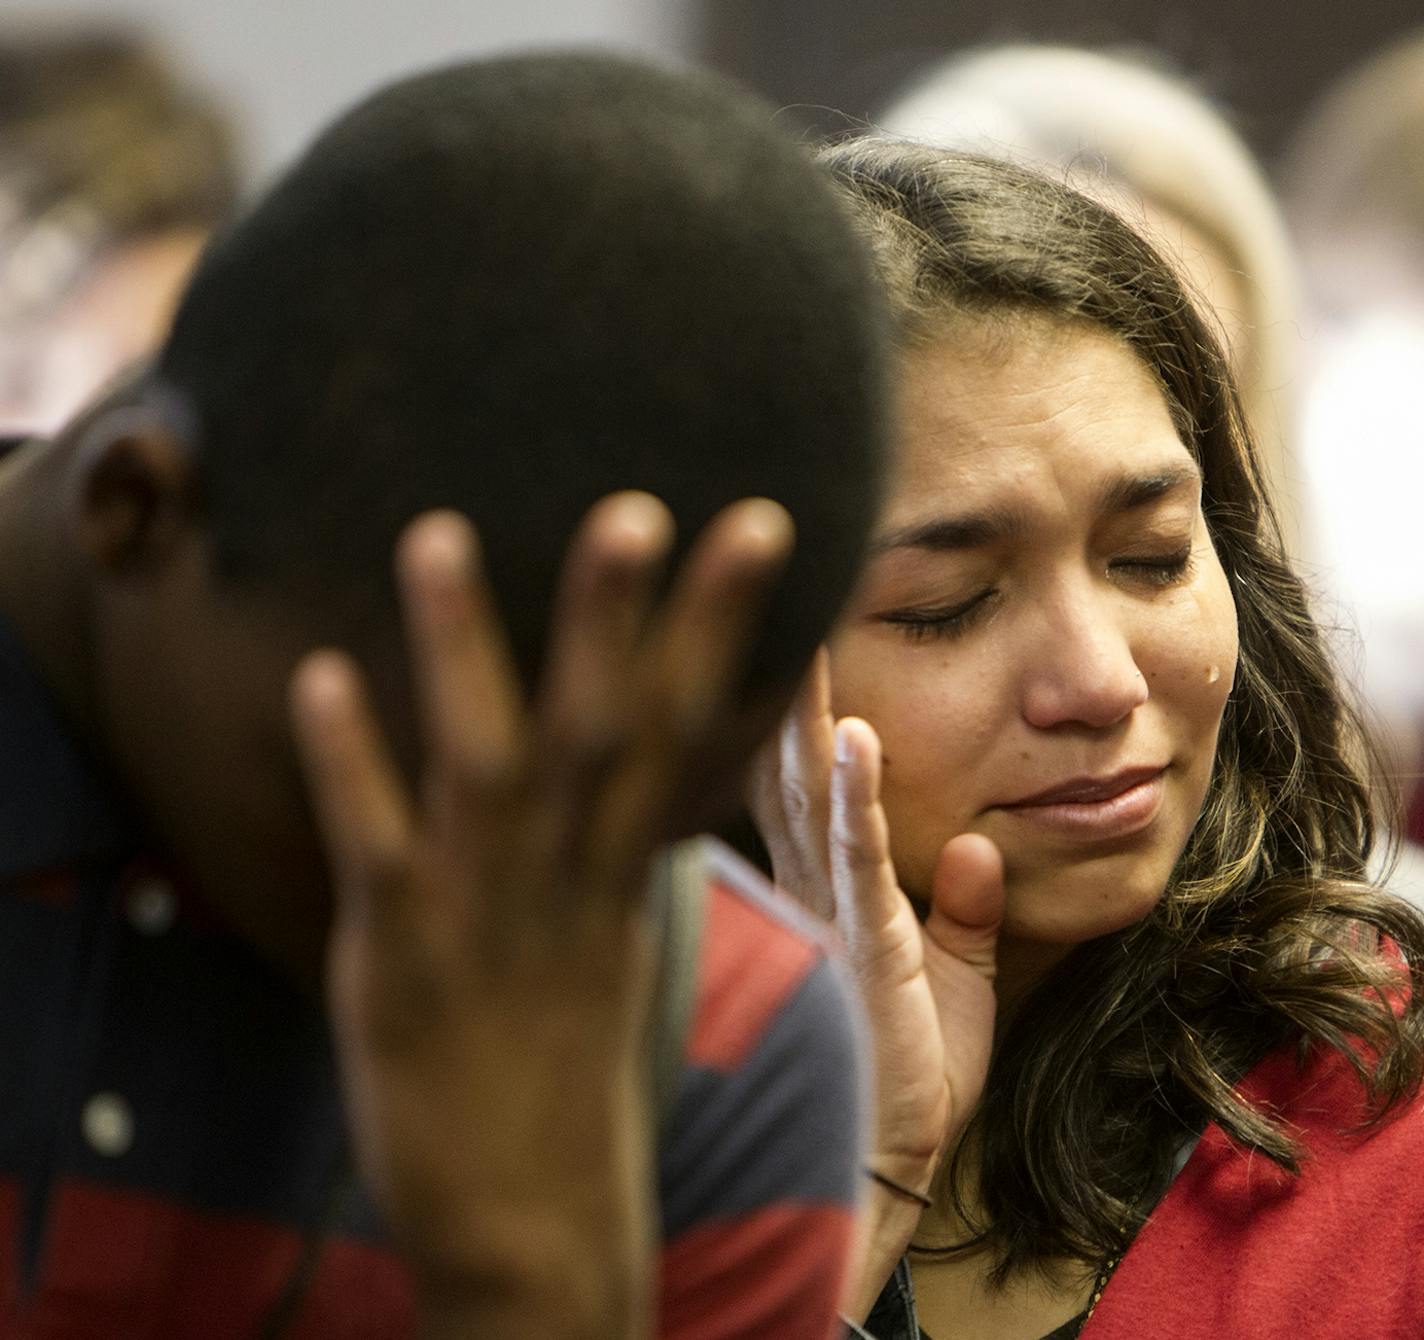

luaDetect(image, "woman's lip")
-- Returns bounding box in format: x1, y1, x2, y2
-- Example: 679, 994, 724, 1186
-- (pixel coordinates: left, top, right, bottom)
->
1005, 766, 1166, 807
997, 771, 1167, 840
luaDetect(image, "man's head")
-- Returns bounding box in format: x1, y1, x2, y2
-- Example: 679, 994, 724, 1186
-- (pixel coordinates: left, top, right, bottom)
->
24, 53, 888, 972
158, 53, 885, 680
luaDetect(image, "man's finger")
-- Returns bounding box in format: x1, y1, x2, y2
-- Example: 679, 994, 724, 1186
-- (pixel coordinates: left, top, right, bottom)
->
537, 491, 673, 768
644, 497, 794, 742
289, 649, 414, 925
397, 511, 525, 786
577, 500, 792, 904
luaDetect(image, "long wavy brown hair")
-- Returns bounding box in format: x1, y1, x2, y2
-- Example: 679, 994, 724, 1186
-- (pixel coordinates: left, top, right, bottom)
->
821, 138, 1424, 1282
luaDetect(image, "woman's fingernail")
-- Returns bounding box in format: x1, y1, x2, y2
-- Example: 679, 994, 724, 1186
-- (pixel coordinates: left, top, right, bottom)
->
834, 722, 852, 766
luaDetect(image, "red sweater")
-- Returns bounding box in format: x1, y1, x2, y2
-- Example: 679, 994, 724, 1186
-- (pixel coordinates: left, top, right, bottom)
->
1087, 1041, 1424, 1337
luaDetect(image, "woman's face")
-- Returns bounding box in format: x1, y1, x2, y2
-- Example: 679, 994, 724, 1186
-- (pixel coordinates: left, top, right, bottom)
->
829, 318, 1238, 945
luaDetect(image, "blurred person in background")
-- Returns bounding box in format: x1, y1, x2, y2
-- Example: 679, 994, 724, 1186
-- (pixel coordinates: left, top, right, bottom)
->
877, 44, 1305, 555
0, 27, 238, 436
1283, 29, 1424, 903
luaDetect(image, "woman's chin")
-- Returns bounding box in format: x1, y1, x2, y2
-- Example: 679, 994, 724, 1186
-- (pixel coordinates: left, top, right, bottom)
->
1000, 865, 1170, 945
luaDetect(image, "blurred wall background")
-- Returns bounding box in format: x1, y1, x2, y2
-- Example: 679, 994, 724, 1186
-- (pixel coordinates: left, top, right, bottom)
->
697, 0, 1424, 160
8, 1, 1416, 176
0, 0, 695, 182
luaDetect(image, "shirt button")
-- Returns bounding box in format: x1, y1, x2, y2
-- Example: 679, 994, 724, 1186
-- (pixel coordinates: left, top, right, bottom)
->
125, 877, 177, 935
82, 1092, 134, 1157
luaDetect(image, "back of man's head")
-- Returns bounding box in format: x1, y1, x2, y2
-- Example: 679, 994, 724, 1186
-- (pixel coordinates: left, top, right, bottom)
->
154, 52, 888, 695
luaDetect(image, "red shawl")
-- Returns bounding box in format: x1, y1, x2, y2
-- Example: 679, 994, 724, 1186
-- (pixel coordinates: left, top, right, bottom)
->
1087, 1041, 1424, 1337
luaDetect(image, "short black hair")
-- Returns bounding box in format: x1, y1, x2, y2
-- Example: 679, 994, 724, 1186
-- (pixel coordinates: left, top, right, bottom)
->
155, 52, 888, 694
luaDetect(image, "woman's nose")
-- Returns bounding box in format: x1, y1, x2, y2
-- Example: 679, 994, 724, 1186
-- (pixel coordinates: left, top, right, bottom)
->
1018, 590, 1149, 731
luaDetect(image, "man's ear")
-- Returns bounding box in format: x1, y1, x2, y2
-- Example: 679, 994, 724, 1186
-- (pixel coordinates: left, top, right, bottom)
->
68, 404, 198, 575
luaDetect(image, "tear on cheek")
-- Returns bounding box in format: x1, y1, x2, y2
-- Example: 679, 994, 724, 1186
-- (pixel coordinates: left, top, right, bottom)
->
1205, 664, 1221, 684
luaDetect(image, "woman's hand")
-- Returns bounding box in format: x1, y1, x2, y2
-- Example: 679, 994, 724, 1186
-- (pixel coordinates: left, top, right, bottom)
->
291, 493, 793, 1339
748, 650, 1002, 1317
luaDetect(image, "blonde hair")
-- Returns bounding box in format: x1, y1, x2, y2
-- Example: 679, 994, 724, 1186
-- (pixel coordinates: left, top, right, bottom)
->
878, 44, 1302, 551
0, 27, 238, 326
1285, 28, 1424, 305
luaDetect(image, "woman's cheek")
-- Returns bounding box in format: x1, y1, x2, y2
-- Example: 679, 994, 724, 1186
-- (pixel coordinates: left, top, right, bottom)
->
831, 638, 1002, 890
1140, 570, 1239, 740
831, 637, 991, 766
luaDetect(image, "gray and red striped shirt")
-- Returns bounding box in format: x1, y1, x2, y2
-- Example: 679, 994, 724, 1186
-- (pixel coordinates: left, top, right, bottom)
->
0, 616, 866, 1339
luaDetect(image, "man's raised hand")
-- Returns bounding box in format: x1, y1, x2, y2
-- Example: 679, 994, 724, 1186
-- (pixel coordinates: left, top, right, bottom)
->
291, 493, 793, 1339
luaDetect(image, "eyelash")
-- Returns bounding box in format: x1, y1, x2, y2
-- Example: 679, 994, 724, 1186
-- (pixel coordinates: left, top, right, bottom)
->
880, 590, 996, 642
879, 547, 1195, 643
1111, 545, 1194, 586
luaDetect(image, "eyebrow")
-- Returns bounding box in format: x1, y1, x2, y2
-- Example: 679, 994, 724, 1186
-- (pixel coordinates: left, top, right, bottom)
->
1098, 463, 1202, 515
872, 461, 1203, 555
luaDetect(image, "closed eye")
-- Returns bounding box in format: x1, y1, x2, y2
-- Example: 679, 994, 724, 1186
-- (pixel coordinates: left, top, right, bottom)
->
1110, 546, 1194, 587
877, 588, 997, 641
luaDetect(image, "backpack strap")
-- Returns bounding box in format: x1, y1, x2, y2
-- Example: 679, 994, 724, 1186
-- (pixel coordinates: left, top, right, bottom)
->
647, 837, 707, 1133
